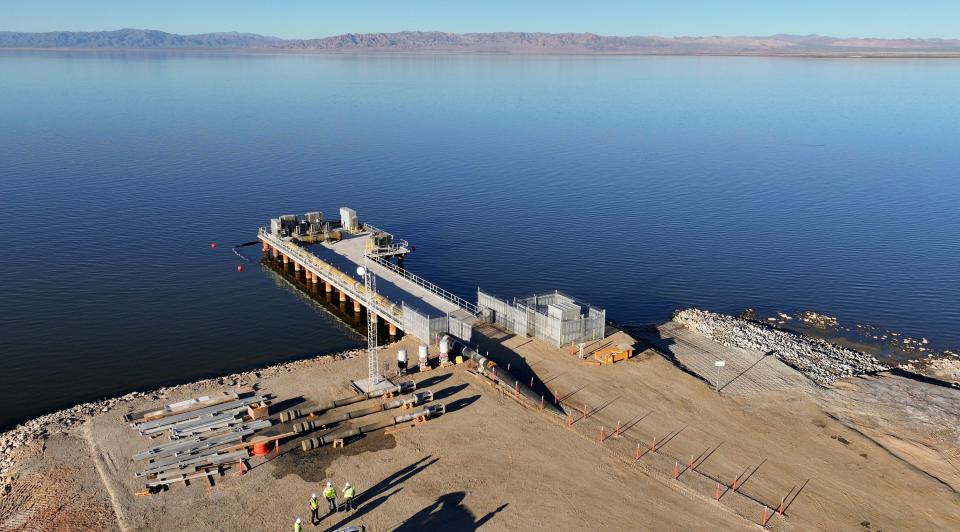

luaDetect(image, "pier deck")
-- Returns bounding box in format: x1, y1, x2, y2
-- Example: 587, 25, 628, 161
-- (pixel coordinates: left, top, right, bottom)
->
258, 227, 476, 343
316, 233, 455, 317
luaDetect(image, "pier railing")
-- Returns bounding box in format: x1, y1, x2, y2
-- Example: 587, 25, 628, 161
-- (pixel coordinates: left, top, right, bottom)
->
258, 228, 404, 323
368, 255, 479, 315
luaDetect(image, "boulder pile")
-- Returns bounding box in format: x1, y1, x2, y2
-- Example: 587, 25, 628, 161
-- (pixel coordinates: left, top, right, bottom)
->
674, 308, 887, 386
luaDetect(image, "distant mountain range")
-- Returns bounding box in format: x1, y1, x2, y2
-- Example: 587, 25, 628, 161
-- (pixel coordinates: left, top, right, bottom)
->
2, 29, 960, 55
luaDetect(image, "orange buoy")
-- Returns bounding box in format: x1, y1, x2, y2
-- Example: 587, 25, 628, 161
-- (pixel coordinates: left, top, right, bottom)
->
210, 242, 217, 249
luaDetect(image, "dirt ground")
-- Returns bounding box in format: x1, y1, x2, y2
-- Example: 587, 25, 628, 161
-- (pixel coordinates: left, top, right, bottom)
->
2, 321, 959, 531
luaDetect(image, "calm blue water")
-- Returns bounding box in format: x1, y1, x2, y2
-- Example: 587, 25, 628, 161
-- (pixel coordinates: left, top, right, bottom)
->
1, 51, 959, 429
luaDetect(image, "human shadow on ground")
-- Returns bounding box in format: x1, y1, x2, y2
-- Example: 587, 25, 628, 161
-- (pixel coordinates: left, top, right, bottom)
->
394, 492, 508, 531
322, 455, 439, 531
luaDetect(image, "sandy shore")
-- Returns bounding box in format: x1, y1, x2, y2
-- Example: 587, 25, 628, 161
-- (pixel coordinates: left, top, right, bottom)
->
2, 314, 958, 531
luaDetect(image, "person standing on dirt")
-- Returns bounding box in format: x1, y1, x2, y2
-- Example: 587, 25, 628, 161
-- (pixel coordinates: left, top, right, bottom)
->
309, 493, 320, 525
293, 517, 304, 532
342, 481, 356, 512
323, 481, 338, 512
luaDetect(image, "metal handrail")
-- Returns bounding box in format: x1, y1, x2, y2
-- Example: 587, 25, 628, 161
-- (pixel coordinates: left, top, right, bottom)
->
258, 228, 404, 322
361, 223, 410, 255
368, 255, 479, 314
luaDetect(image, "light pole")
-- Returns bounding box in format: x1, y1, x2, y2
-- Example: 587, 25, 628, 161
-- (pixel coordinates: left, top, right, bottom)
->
714, 360, 725, 392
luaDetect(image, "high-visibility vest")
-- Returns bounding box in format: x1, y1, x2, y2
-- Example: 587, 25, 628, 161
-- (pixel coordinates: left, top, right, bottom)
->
323, 487, 336, 499
310, 497, 319, 510
294, 523, 303, 532
343, 486, 355, 499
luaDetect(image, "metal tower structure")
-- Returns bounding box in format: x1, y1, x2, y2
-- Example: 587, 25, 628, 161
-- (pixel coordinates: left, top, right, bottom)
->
361, 257, 381, 386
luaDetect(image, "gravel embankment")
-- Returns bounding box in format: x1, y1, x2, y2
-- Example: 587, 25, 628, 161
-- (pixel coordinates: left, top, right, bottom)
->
0, 349, 361, 487
674, 308, 887, 386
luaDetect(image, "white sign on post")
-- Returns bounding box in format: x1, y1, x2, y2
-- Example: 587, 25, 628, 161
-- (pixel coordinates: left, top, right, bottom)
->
714, 361, 725, 392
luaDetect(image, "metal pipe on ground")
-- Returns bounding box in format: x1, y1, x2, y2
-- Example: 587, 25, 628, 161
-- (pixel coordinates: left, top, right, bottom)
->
300, 404, 445, 451
293, 391, 433, 434
451, 339, 564, 417
280, 381, 416, 423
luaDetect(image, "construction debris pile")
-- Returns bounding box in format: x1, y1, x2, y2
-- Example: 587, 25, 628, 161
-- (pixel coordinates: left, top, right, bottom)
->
674, 308, 887, 386
127, 391, 273, 491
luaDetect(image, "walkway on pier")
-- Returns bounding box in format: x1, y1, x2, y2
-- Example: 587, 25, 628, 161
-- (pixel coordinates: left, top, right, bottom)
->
310, 235, 449, 318
258, 228, 476, 338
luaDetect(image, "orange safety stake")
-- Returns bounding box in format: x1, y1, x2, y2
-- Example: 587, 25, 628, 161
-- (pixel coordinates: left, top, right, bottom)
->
599, 426, 605, 443
615, 420, 621, 437
515, 380, 520, 394
539, 395, 544, 410
238, 459, 245, 476
651, 437, 657, 453
778, 496, 785, 515
688, 456, 693, 471
582, 405, 588, 420
715, 483, 721, 501
635, 442, 641, 460
275, 440, 281, 455
762, 506, 769, 528
732, 476, 739, 492
673, 461, 679, 480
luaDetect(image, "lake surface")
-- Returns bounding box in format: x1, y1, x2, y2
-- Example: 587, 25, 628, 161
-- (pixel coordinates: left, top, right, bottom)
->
1, 51, 959, 430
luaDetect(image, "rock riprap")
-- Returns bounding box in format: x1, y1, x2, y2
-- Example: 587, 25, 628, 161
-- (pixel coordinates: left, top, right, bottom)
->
674, 309, 887, 386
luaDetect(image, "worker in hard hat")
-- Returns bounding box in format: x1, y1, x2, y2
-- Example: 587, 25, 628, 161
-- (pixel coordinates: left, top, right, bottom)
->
341, 481, 356, 512
309, 493, 320, 525
294, 517, 304, 532
323, 481, 338, 512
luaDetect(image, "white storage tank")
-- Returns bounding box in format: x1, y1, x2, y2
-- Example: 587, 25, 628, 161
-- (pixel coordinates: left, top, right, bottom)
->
396, 348, 408, 375
418, 344, 429, 370
439, 335, 451, 356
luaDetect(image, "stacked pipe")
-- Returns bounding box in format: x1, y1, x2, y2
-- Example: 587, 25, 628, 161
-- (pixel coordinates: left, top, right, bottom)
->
449, 337, 565, 417
292, 391, 434, 434
300, 404, 446, 451
279, 381, 416, 422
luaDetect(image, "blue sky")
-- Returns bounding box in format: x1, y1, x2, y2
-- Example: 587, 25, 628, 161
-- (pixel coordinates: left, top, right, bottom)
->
3, 0, 958, 39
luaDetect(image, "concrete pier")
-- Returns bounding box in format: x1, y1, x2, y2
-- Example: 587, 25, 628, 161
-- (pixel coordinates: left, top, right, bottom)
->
258, 222, 479, 344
